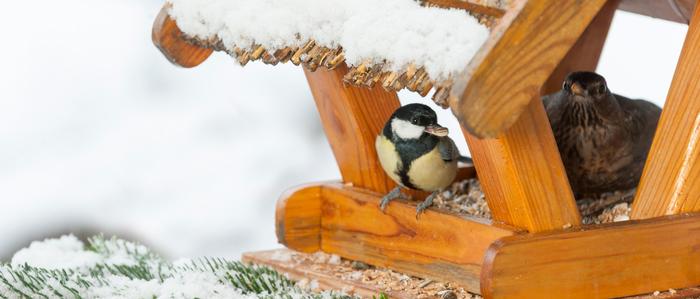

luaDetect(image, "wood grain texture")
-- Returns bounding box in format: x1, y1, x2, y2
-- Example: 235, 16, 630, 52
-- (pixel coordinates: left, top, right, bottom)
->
541, 0, 619, 95
152, 4, 213, 68
423, 0, 506, 18
463, 99, 580, 232
276, 184, 323, 253
481, 213, 700, 299
305, 65, 400, 194
242, 249, 417, 298
450, 0, 609, 138
631, 3, 700, 219
620, 0, 696, 24
319, 183, 519, 294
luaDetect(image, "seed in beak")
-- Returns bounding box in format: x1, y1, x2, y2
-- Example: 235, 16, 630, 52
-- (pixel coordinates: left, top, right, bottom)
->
425, 125, 449, 137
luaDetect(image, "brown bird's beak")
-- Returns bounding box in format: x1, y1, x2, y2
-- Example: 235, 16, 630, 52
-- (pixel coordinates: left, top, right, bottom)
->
571, 82, 584, 96
425, 124, 449, 137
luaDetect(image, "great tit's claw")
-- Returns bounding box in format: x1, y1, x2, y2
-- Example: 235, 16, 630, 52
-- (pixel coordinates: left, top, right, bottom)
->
415, 191, 438, 219
380, 186, 403, 213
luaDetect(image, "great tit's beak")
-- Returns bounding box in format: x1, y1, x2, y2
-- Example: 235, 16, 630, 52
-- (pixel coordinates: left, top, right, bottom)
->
425, 124, 449, 137
571, 82, 584, 96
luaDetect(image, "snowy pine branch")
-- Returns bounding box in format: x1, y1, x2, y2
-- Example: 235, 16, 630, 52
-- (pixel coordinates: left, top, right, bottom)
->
0, 235, 357, 299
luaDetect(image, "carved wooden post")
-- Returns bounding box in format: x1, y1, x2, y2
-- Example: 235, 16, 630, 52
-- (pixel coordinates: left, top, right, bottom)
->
453, 0, 613, 232
303, 64, 400, 194
631, 3, 700, 219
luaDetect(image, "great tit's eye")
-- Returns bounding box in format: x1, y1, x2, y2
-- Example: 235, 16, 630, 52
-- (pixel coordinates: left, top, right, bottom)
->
411, 118, 418, 125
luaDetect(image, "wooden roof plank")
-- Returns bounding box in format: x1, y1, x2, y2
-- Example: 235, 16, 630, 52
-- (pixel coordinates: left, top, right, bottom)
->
152, 4, 212, 68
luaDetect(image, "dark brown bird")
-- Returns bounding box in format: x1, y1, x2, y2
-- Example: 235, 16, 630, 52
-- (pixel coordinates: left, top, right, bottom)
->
543, 71, 661, 198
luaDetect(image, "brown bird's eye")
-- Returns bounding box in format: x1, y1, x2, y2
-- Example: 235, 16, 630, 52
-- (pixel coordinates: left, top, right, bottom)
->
597, 85, 606, 95
563, 81, 570, 91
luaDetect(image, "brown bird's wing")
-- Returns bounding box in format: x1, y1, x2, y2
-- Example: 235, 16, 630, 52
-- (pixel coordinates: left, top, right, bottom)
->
614, 93, 662, 157
437, 137, 460, 162
615, 94, 661, 137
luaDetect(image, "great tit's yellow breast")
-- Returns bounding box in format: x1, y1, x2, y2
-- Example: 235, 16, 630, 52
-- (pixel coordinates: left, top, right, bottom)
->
407, 146, 457, 191
375, 135, 402, 185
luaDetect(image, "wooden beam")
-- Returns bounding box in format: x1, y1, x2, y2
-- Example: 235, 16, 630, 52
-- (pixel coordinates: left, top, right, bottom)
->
152, 4, 213, 68
481, 213, 700, 298
463, 99, 581, 232
631, 3, 700, 219
619, 0, 696, 24
450, 0, 609, 138
304, 65, 400, 194
275, 184, 323, 253
542, 0, 619, 95
319, 183, 519, 294
275, 175, 517, 294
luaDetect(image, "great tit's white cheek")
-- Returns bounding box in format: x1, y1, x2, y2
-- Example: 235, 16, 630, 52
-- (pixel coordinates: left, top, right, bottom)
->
391, 119, 424, 139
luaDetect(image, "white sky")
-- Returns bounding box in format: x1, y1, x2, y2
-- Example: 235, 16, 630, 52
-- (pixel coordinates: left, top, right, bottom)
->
0, 1, 689, 260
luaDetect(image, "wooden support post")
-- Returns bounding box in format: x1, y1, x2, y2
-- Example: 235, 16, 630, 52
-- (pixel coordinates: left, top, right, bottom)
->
481, 213, 700, 298
458, 0, 618, 233
463, 99, 580, 232
304, 65, 399, 194
631, 3, 700, 219
450, 0, 609, 138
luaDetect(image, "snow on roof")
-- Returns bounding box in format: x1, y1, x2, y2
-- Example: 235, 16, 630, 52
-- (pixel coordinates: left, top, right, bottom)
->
166, 0, 490, 83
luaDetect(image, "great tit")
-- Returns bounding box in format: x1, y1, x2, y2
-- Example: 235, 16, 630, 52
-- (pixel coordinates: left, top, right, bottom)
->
543, 71, 661, 198
375, 103, 469, 215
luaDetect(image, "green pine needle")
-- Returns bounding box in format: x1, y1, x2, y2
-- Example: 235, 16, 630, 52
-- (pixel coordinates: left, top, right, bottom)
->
0, 235, 357, 299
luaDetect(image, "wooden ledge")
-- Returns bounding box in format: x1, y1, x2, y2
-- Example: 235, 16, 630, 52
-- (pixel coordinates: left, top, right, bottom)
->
481, 213, 700, 298
275, 169, 519, 294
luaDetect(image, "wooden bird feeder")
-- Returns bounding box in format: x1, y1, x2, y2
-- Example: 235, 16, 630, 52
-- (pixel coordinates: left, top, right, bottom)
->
152, 0, 700, 297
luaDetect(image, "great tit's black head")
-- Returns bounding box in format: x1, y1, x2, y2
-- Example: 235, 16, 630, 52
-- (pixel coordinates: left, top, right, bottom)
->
388, 103, 448, 140
562, 71, 609, 102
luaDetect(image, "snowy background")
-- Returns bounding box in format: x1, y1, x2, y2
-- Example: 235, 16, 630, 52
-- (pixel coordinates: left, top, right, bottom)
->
0, 0, 688, 260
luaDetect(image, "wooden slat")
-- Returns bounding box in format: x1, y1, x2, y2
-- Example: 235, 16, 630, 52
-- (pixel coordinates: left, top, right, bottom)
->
423, 0, 506, 18
450, 0, 609, 138
319, 183, 519, 294
481, 213, 700, 299
463, 99, 581, 232
152, 4, 213, 68
619, 0, 696, 24
305, 65, 400, 194
631, 3, 700, 219
242, 249, 417, 298
542, 0, 619, 94
276, 184, 322, 253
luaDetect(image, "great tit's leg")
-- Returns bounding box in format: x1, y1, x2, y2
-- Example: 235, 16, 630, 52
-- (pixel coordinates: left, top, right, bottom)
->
380, 186, 403, 212
416, 191, 439, 217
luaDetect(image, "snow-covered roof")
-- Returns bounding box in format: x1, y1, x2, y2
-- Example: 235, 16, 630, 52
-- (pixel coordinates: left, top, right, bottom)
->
166, 0, 495, 106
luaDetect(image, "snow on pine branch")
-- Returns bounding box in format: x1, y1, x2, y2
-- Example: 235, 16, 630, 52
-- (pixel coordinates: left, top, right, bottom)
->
1, 235, 356, 299
166, 0, 490, 82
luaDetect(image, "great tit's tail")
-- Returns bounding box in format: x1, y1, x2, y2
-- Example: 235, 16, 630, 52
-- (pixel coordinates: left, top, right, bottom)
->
458, 156, 473, 164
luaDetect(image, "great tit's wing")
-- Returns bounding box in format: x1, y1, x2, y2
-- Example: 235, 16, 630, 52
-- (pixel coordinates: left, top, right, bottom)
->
438, 137, 460, 162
